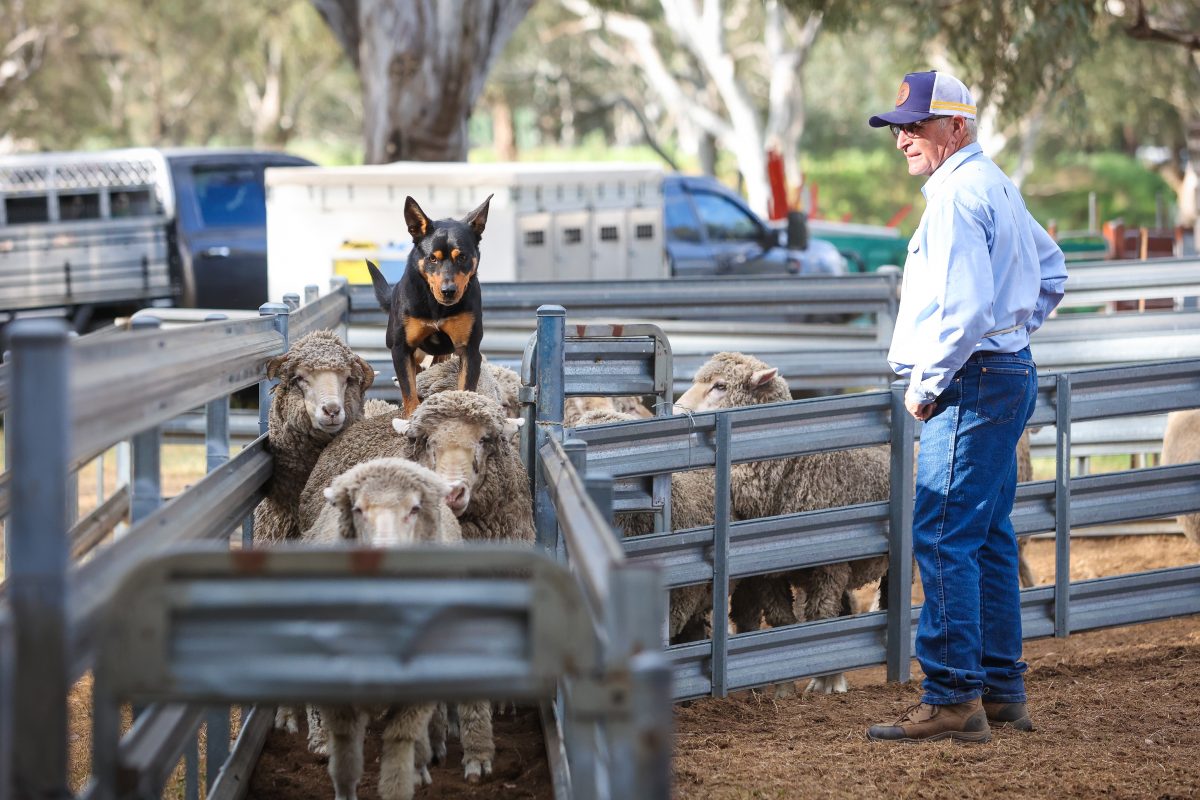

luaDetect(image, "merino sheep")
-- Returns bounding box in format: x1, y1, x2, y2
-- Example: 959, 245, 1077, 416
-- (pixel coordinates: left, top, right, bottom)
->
299, 458, 459, 800
1016, 430, 1037, 587
298, 391, 534, 782
565, 396, 654, 426
573, 409, 715, 642
1162, 409, 1200, 546
414, 355, 522, 418
254, 329, 375, 545
676, 352, 892, 694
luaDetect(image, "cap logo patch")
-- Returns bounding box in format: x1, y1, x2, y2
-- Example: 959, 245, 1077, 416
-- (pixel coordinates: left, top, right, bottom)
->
895, 81, 911, 107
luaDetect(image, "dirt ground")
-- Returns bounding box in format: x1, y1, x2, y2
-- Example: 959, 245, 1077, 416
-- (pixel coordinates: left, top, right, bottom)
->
249, 706, 551, 800
239, 534, 1199, 800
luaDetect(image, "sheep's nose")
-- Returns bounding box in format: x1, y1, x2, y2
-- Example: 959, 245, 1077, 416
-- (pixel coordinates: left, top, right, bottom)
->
447, 482, 467, 507
322, 401, 342, 417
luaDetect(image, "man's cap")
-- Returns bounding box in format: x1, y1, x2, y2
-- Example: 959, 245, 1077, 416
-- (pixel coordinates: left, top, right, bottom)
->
868, 71, 977, 128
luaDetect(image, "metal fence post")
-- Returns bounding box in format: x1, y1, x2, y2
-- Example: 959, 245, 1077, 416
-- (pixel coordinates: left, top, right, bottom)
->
1054, 374, 1072, 638
129, 317, 162, 524
304, 284, 320, 305
605, 563, 670, 800
283, 292, 300, 312
8, 319, 71, 799
534, 305, 566, 554
876, 266, 901, 346
330, 276, 350, 337
203, 313, 231, 792
257, 302, 290, 437
562, 439, 587, 562
711, 413, 732, 697
886, 381, 915, 682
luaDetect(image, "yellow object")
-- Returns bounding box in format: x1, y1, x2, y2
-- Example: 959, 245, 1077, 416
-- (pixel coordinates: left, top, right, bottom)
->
333, 240, 379, 284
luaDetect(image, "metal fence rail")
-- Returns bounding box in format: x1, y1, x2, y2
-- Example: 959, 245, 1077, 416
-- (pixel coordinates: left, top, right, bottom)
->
0, 291, 671, 799
562, 316, 1200, 700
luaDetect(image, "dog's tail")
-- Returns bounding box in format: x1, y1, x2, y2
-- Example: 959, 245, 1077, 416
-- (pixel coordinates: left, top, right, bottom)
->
366, 260, 391, 311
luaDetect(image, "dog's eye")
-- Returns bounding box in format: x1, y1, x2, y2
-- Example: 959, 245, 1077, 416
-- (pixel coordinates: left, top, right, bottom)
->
426, 254, 439, 266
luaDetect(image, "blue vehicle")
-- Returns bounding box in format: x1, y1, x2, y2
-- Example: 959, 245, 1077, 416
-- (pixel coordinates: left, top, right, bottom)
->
663, 174, 846, 278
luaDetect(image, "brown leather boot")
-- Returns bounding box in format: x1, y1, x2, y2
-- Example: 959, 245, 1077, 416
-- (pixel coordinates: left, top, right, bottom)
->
867, 697, 991, 743
984, 700, 1034, 732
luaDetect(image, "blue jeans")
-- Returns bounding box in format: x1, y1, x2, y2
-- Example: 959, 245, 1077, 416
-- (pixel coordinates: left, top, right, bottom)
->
913, 347, 1037, 705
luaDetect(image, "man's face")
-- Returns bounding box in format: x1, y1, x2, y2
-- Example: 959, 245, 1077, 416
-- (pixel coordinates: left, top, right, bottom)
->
895, 116, 967, 177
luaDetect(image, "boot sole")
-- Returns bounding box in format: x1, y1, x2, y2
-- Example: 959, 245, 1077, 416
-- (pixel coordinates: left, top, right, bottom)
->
988, 717, 1034, 732
867, 729, 992, 744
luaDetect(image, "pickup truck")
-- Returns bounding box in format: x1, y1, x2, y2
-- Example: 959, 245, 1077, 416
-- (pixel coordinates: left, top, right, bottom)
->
0, 147, 313, 330
664, 174, 846, 277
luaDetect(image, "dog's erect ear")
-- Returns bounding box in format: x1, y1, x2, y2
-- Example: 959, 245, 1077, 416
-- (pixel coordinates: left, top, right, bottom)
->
463, 194, 492, 241
404, 196, 431, 241
366, 260, 391, 311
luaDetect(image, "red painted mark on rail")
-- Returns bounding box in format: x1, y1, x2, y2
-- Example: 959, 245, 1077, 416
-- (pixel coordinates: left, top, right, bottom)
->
350, 549, 386, 574
576, 325, 587, 337
232, 550, 269, 574
611, 324, 624, 336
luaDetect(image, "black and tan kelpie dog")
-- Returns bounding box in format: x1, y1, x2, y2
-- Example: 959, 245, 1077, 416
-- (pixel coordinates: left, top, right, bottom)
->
367, 194, 491, 417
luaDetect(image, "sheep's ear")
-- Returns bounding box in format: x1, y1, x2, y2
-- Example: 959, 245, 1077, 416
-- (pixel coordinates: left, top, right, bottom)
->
323, 487, 335, 502
354, 355, 375, 390
392, 418, 418, 439
750, 367, 778, 388
266, 354, 289, 381
502, 417, 525, 438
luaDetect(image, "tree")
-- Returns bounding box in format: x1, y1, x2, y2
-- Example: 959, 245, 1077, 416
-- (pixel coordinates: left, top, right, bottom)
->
311, 0, 535, 163
561, 0, 833, 215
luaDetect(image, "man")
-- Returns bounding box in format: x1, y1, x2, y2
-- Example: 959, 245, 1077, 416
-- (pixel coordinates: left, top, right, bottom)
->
864, 70, 1067, 743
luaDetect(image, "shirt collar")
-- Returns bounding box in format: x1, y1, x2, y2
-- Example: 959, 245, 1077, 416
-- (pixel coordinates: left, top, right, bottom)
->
921, 142, 983, 199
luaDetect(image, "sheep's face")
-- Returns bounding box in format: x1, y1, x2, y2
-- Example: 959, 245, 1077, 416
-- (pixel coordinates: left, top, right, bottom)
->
291, 365, 353, 434
675, 361, 779, 412
393, 415, 523, 516
325, 466, 451, 547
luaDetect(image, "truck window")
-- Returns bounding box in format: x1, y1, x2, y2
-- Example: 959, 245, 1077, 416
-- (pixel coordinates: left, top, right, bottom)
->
192, 165, 266, 228
110, 189, 156, 218
691, 191, 761, 243
59, 191, 102, 221
5, 195, 49, 224
665, 193, 702, 243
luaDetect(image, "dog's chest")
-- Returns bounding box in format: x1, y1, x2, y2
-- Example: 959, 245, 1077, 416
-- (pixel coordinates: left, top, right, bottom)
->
404, 311, 475, 349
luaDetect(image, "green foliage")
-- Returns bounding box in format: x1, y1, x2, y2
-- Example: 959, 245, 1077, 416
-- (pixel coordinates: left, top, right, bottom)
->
800, 147, 924, 233
1022, 152, 1175, 231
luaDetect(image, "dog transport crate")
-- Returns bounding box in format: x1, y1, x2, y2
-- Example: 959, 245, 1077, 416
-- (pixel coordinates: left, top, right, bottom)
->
266, 161, 667, 301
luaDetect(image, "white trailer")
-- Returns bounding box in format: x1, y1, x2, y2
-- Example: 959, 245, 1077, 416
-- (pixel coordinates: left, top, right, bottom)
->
266, 161, 666, 301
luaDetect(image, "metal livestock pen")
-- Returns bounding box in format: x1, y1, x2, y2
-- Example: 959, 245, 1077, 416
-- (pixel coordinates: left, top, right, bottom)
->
0, 286, 671, 800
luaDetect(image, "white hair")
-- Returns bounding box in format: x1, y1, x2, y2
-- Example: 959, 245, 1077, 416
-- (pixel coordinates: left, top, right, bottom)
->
964, 117, 978, 144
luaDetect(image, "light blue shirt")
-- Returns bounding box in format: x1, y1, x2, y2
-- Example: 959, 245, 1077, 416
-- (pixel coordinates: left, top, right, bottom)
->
888, 142, 1068, 404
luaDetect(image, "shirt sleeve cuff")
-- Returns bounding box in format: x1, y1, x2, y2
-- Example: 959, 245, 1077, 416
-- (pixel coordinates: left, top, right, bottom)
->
906, 384, 939, 405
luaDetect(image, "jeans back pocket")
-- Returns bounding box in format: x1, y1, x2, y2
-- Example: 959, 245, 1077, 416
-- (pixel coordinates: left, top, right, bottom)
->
976, 365, 1030, 424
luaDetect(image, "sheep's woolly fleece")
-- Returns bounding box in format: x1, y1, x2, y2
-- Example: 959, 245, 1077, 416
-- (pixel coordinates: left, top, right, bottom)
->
415, 356, 522, 418
1162, 408, 1200, 546
254, 329, 373, 544
298, 391, 534, 545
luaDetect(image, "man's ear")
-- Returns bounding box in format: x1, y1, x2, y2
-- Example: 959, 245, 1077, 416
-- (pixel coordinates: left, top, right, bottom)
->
404, 196, 432, 241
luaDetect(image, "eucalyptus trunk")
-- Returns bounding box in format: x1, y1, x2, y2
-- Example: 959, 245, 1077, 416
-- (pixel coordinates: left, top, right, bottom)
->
313, 0, 534, 163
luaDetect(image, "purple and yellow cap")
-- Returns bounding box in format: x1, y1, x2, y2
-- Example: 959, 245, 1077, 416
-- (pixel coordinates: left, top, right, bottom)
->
868, 70, 977, 128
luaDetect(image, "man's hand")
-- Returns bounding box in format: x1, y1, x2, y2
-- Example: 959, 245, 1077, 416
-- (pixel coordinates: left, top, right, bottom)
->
906, 395, 935, 421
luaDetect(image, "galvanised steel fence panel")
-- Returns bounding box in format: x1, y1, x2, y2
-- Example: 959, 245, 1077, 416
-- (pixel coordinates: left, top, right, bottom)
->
1059, 256, 1200, 307
69, 435, 271, 676
287, 279, 350, 340
70, 315, 283, 466
0, 608, 12, 799
349, 272, 902, 323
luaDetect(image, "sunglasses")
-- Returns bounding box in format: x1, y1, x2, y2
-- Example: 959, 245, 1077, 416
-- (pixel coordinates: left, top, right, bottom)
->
889, 117, 939, 138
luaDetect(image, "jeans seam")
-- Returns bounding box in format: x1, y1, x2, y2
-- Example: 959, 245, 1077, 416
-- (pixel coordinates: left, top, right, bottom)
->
934, 398, 960, 690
